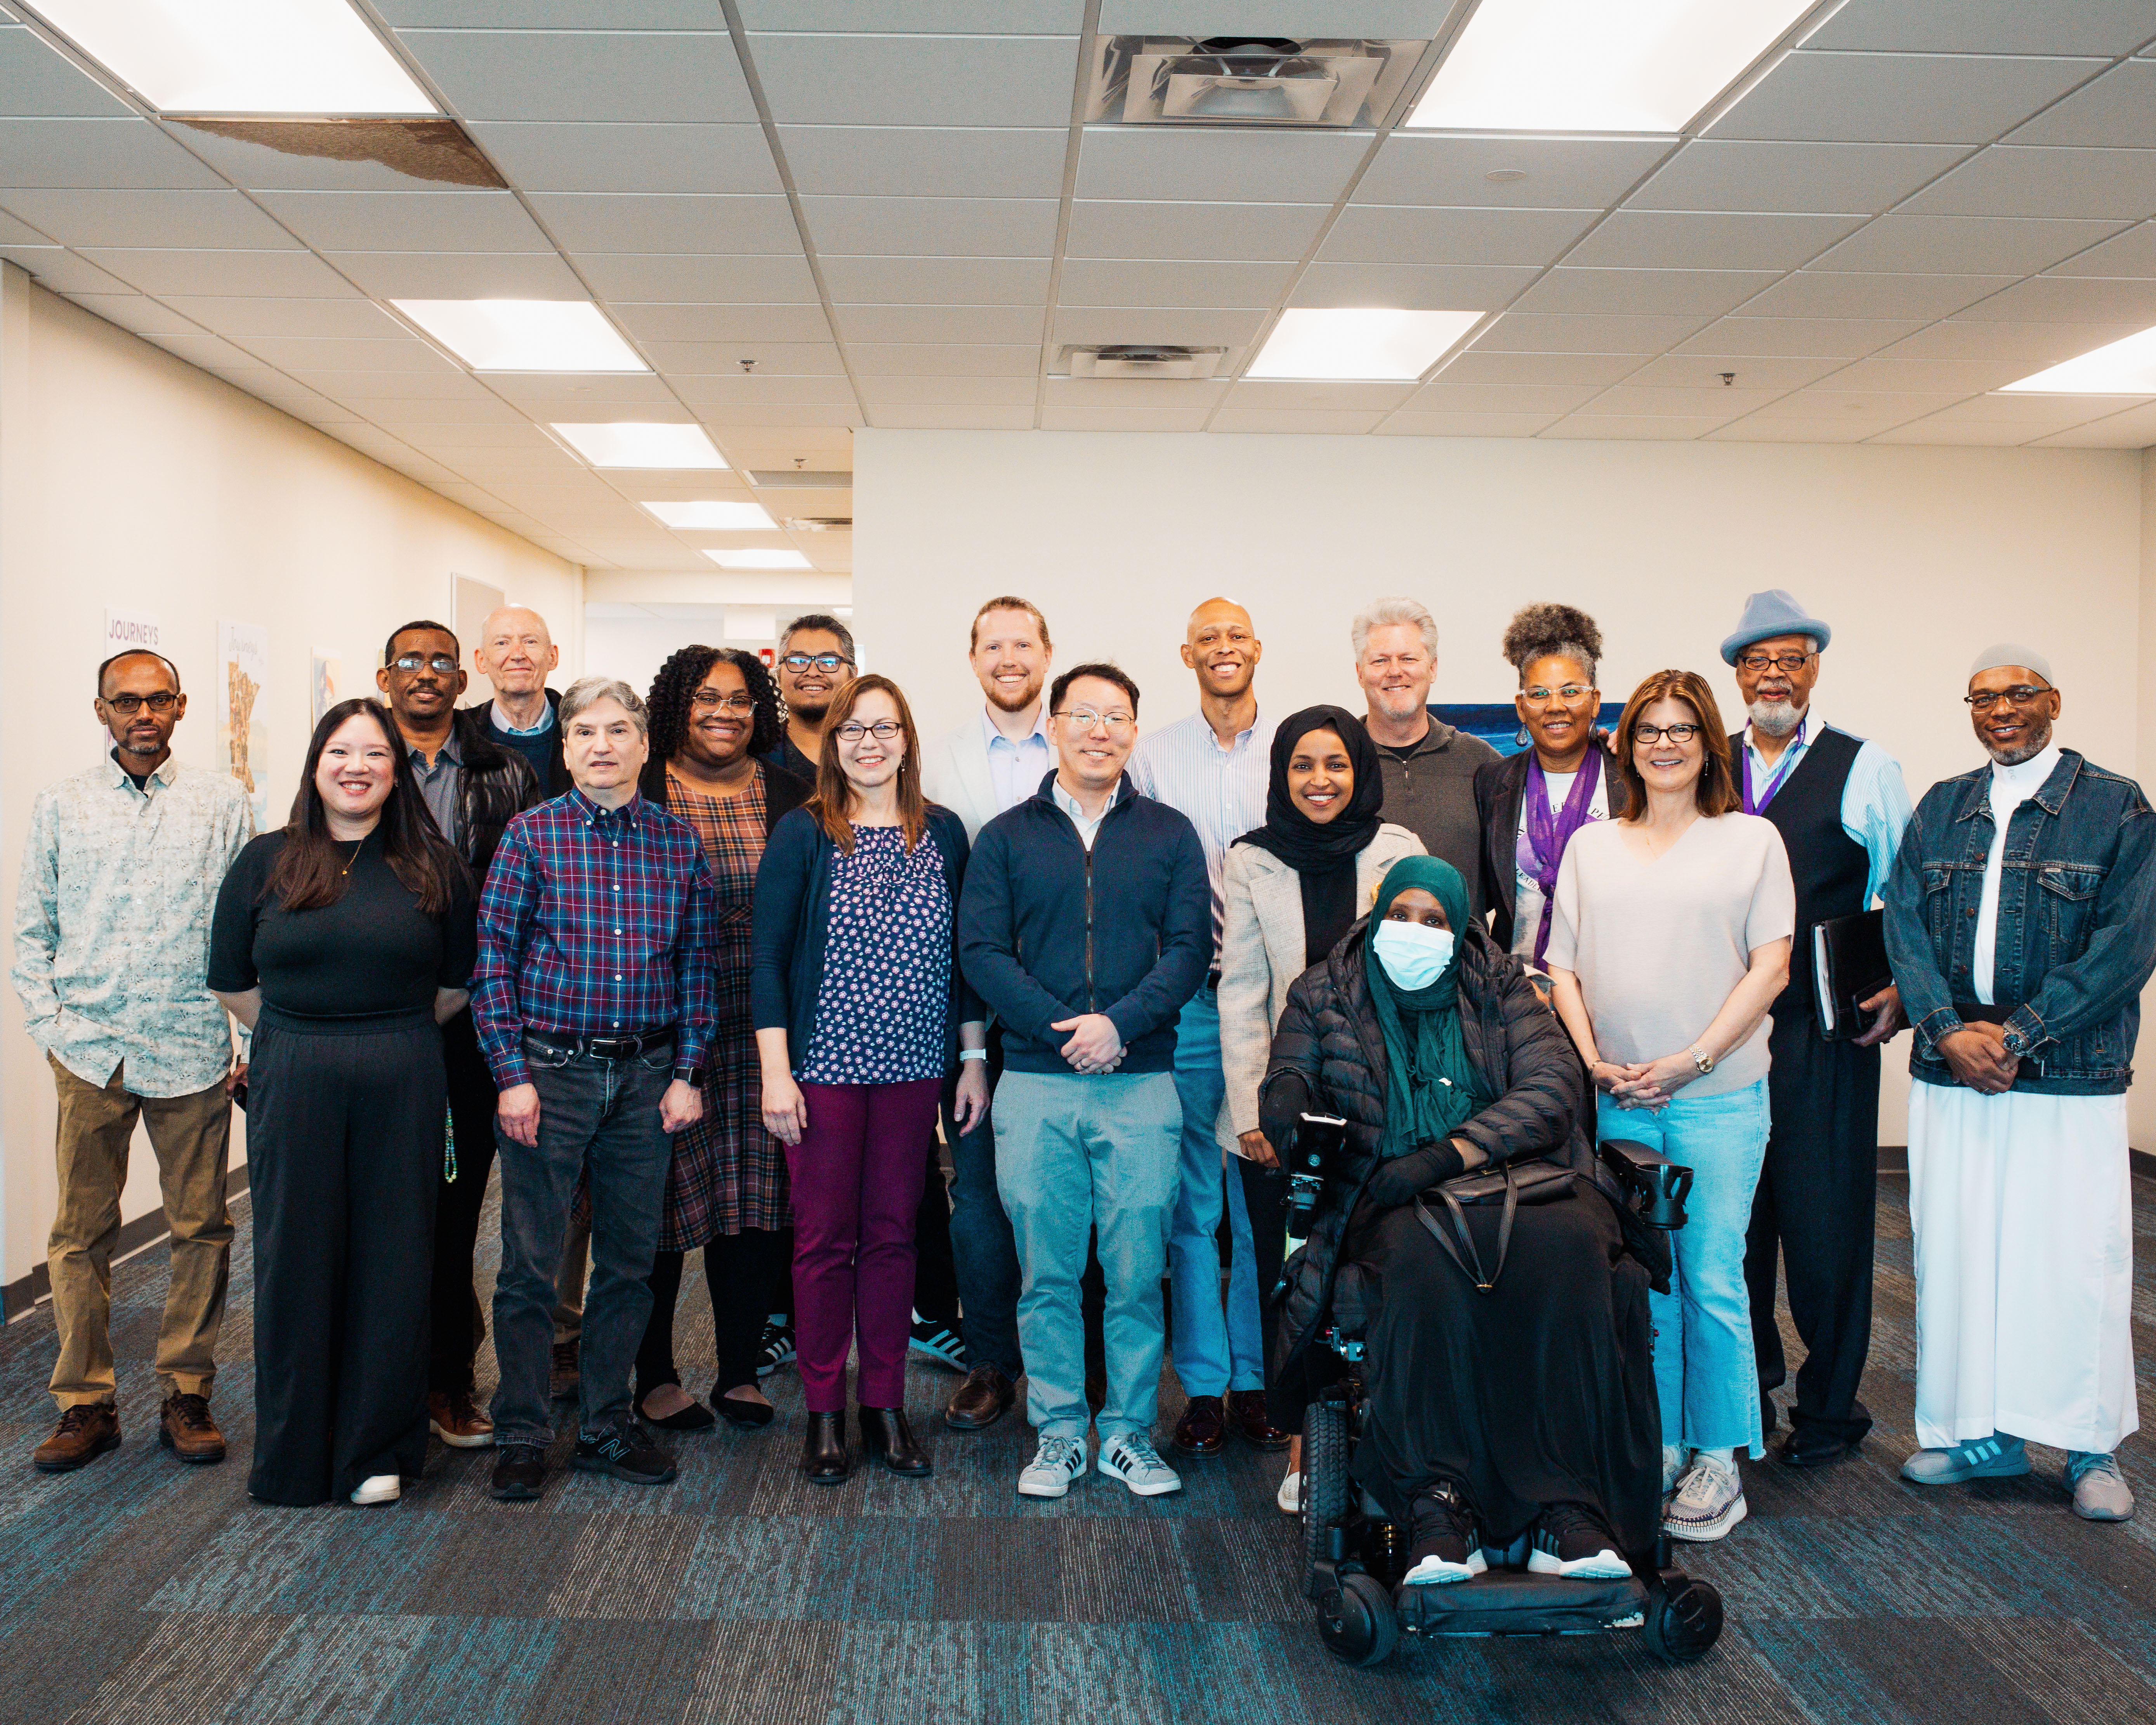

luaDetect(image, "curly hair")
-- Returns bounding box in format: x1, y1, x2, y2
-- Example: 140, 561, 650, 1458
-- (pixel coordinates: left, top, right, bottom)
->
641, 645, 783, 802
1501, 602, 1603, 686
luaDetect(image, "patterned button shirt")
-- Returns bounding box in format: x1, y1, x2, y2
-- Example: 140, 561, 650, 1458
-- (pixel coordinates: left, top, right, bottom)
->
471, 788, 720, 1088
11, 754, 255, 1097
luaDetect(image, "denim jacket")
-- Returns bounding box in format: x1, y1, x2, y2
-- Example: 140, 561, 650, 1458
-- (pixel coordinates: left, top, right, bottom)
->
1882, 749, 2156, 1096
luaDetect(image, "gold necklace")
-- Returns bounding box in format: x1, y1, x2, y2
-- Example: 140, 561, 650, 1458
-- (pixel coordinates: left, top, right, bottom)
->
339, 837, 364, 877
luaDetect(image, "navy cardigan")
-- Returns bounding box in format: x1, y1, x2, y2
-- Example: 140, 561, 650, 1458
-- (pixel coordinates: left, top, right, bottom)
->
750, 802, 984, 1072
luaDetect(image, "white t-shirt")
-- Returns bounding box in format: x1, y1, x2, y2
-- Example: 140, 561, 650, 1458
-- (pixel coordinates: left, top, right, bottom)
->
1512, 766, 1612, 960
1973, 744, 2061, 1006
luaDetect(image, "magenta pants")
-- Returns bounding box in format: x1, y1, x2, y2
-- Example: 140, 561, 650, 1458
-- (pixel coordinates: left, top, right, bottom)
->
785, 1079, 941, 1412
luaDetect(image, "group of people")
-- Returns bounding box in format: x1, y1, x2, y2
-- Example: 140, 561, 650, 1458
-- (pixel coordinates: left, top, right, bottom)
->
13, 584, 2149, 1581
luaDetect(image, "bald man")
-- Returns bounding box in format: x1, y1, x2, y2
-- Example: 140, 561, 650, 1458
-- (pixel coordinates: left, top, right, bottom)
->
1125, 599, 1287, 1459
471, 606, 569, 796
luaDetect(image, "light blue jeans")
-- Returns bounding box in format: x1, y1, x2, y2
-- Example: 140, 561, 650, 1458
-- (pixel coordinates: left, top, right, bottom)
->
995, 1070, 1181, 1442
1166, 990, 1265, 1398
1597, 1079, 1770, 1455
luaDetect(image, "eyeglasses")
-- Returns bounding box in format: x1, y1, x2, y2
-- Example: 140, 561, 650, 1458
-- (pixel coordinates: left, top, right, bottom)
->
1737, 651, 1815, 674
690, 691, 758, 713
391, 653, 458, 674
1964, 685, 2052, 712
1522, 684, 1593, 705
1054, 708, 1135, 733
101, 691, 178, 714
1633, 723, 1702, 744
779, 651, 853, 674
833, 719, 902, 743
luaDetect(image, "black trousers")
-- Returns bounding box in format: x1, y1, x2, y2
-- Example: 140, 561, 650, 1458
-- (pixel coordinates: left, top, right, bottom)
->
431, 1008, 500, 1393
1744, 1008, 1881, 1445
246, 1008, 441, 1506
638, 1228, 785, 1400
1238, 1158, 1290, 1319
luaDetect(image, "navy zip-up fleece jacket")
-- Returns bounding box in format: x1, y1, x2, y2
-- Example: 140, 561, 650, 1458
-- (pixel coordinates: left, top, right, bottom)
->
958, 771, 1211, 1075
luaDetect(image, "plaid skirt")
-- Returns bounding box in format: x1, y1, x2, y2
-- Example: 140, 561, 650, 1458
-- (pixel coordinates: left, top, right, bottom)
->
658, 1018, 791, 1249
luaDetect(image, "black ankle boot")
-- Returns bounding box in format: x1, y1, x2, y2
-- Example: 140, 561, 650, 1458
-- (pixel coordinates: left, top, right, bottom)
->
802, 1411, 849, 1486
859, 1405, 933, 1477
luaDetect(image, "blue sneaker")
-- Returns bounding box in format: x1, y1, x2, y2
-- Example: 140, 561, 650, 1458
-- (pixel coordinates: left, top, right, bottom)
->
1901, 1433, 2028, 1485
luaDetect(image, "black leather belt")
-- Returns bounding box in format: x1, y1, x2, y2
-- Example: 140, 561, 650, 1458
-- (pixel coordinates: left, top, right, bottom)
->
525, 1026, 677, 1061
1951, 1002, 2010, 1025
1206, 969, 1222, 992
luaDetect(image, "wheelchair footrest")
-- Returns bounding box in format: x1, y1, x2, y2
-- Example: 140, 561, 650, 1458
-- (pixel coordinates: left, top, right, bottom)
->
1395, 1569, 1646, 1637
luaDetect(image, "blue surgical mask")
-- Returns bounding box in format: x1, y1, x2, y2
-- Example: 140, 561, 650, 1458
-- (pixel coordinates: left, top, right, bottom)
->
1373, 919, 1455, 991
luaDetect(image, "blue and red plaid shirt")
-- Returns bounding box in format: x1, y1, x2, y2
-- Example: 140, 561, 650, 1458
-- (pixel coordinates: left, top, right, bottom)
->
472, 788, 719, 1088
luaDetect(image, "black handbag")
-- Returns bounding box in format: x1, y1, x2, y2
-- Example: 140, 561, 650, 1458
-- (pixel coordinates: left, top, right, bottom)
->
1413, 1160, 1574, 1293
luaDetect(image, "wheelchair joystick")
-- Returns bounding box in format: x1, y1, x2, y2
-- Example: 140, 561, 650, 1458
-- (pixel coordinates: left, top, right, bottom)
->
1636, 1161, 1693, 1231
1285, 1112, 1348, 1239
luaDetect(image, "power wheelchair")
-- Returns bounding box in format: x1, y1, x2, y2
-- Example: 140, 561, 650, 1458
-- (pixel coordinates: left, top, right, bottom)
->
1283, 1125, 1727, 1669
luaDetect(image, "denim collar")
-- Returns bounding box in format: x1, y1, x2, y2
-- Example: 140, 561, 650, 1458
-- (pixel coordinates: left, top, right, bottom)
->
1950, 746, 2080, 826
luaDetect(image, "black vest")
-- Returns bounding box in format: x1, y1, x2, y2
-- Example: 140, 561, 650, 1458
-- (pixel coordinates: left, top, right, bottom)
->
1733, 723, 1868, 1012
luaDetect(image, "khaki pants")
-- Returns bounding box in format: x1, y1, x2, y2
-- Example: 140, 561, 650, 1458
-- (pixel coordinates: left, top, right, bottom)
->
47, 1054, 234, 1408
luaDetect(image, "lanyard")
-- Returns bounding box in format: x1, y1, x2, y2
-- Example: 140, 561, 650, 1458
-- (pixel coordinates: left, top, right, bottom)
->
1742, 714, 1807, 816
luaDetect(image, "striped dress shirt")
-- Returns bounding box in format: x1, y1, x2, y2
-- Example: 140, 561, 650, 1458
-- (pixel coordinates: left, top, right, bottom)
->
1127, 705, 1275, 952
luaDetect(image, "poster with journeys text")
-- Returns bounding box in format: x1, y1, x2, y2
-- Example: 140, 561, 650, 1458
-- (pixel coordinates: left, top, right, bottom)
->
99, 608, 163, 757
219, 621, 270, 829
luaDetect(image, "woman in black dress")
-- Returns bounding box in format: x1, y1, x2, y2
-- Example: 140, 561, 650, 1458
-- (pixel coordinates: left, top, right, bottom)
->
1264, 856, 1660, 1584
210, 698, 474, 1507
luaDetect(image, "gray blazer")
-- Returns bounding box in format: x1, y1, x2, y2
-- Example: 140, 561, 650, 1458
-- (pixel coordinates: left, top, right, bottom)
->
1215, 822, 1425, 1154
922, 712, 1002, 843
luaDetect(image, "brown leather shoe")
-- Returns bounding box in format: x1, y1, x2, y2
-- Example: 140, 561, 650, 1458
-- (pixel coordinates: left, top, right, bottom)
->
943, 1364, 1016, 1432
158, 1392, 226, 1464
1226, 1388, 1290, 1452
550, 1340, 580, 1401
428, 1388, 496, 1449
1172, 1394, 1227, 1457
35, 1402, 121, 1473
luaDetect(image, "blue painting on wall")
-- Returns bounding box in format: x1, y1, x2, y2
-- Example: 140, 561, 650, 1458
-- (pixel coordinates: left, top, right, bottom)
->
1431, 703, 1627, 758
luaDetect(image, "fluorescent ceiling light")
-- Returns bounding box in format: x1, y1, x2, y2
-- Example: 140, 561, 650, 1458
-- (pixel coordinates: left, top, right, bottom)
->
704, 549, 812, 570
34, 0, 436, 116
1407, 0, 1817, 135
643, 500, 777, 532
1247, 308, 1481, 381
551, 423, 726, 470
1998, 325, 2156, 395
394, 301, 645, 373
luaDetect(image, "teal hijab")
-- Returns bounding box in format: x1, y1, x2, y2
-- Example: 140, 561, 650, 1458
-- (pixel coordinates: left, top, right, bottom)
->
1364, 855, 1489, 1157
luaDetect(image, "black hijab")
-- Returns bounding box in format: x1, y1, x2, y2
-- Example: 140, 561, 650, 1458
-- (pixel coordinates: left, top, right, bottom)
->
1235, 705, 1387, 966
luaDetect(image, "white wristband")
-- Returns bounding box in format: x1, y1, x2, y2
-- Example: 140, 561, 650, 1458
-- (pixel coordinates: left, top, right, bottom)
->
958, 1048, 988, 1062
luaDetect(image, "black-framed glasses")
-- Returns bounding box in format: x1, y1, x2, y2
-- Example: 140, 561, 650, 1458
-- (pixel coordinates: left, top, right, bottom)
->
101, 691, 178, 714
1522, 684, 1594, 705
1054, 708, 1135, 733
1737, 651, 1815, 674
391, 653, 458, 674
1964, 685, 2052, 712
779, 651, 853, 674
833, 719, 901, 743
690, 691, 759, 712
1633, 722, 1702, 744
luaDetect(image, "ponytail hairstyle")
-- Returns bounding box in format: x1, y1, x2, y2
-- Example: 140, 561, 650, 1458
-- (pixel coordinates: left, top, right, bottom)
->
1501, 602, 1603, 687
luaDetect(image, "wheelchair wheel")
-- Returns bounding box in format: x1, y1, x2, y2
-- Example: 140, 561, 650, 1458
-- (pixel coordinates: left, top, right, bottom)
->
1318, 1571, 1399, 1668
1302, 1396, 1350, 1590
1643, 1575, 1724, 1663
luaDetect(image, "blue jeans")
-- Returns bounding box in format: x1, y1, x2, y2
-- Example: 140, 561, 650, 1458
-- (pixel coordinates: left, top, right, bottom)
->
994, 1070, 1180, 1442
1166, 990, 1265, 1398
1598, 1080, 1769, 1454
944, 1044, 1022, 1378
491, 1041, 675, 1448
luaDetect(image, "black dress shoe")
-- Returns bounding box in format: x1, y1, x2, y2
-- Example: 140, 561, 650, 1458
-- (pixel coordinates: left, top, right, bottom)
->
639, 1389, 716, 1432
1776, 1426, 1862, 1469
859, 1406, 933, 1477
490, 1442, 547, 1501
803, 1411, 849, 1485
714, 1387, 775, 1429
944, 1364, 1016, 1432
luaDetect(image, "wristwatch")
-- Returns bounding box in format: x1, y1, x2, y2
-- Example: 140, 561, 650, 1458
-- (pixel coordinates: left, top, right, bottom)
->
1689, 1046, 1715, 1075
671, 1064, 705, 1087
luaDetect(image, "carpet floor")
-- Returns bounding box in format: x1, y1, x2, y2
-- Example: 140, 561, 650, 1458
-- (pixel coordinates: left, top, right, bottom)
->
1, 1171, 2153, 1724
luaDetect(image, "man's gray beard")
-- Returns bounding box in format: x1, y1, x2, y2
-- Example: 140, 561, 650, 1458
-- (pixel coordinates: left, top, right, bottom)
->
1985, 715, 2052, 766
1748, 697, 1803, 738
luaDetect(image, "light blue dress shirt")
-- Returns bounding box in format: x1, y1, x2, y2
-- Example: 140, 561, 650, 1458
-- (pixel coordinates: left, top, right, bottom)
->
983, 707, 1051, 818
1741, 710, 1913, 908
1127, 705, 1274, 950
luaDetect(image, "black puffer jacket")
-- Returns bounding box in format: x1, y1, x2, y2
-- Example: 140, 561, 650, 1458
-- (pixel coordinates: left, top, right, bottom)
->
1262, 916, 1605, 1390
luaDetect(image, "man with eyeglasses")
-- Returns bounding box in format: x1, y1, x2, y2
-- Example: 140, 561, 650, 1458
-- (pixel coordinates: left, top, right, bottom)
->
377, 619, 543, 1449
771, 613, 858, 783
470, 606, 570, 796
1884, 645, 2154, 1523
12, 650, 253, 1473
959, 662, 1210, 1500
1717, 588, 1912, 1471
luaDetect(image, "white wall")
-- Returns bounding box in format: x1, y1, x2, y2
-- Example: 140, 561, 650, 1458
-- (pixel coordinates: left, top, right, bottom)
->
854, 427, 2147, 1148
0, 266, 583, 1287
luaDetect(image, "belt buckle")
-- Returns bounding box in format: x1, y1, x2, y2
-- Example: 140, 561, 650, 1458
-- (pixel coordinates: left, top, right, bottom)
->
587, 1035, 637, 1060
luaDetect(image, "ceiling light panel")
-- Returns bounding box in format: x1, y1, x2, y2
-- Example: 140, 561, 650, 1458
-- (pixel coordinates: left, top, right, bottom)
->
1247, 308, 1483, 380
551, 423, 727, 469
643, 500, 778, 531
1408, 0, 1820, 135
393, 300, 647, 372
1999, 325, 2156, 394
704, 549, 812, 569
31, 0, 438, 116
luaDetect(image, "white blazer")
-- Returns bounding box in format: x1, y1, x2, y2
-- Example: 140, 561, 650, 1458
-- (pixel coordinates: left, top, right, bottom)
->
922, 713, 1003, 842
1215, 822, 1426, 1156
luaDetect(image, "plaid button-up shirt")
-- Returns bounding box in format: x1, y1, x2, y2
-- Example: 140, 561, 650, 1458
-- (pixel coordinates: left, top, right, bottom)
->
472, 788, 719, 1089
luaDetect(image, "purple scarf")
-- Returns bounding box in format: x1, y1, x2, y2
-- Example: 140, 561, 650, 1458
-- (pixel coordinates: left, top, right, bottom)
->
1741, 713, 1808, 816
1515, 750, 1602, 962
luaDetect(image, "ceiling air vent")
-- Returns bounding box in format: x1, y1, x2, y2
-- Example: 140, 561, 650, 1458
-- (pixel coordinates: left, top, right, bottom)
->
1085, 36, 1427, 128
1058, 344, 1227, 379
744, 469, 850, 488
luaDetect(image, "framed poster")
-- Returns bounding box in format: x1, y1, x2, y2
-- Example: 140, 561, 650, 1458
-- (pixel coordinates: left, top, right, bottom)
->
311, 650, 341, 728
219, 621, 270, 827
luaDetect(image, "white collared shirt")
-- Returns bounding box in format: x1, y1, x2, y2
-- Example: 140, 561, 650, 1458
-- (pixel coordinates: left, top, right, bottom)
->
1126, 704, 1274, 947
1973, 742, 2062, 1005
981, 706, 1051, 818
1740, 707, 1914, 908
1052, 777, 1116, 851
492, 696, 554, 738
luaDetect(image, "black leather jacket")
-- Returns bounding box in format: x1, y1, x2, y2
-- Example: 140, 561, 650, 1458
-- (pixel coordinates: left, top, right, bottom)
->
449, 709, 543, 881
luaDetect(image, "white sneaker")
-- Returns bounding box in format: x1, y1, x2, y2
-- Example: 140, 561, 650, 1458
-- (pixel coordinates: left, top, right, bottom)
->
350, 1473, 401, 1506
1663, 1454, 1745, 1543
1277, 1470, 1302, 1514
2068, 1451, 2135, 1522
1661, 1444, 1687, 1495
1017, 1434, 1088, 1499
1099, 1433, 1182, 1497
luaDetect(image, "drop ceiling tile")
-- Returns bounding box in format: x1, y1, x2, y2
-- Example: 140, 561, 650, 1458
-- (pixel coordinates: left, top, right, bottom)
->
0, 245, 134, 294
847, 342, 1040, 376
1471, 312, 1718, 353
1403, 382, 1602, 414
2045, 221, 2156, 278
1707, 52, 2103, 146
2007, 60, 2156, 148
1040, 376, 1225, 407
0, 189, 302, 250
252, 190, 553, 253
747, 34, 1080, 127
529, 193, 799, 255
141, 331, 275, 373
1510, 269, 1782, 318
1069, 200, 1330, 262
1736, 271, 2016, 320
64, 292, 203, 335
378, 2, 728, 26
1742, 387, 1964, 425
1706, 416, 1882, 443
286, 367, 496, 400
1581, 385, 1784, 417
1225, 380, 1417, 411
612, 302, 836, 342
1210, 408, 1385, 434
1816, 214, 2127, 278
1050, 306, 1265, 347
1672, 316, 1927, 356
743, 2, 1083, 26
0, 26, 132, 115
78, 248, 358, 297
324, 249, 588, 297
1956, 275, 2156, 321
493, 377, 686, 415
1869, 419, 2074, 446
1375, 410, 1562, 438
824, 255, 1051, 304
1901, 147, 2156, 220
1352, 135, 1672, 210
1076, 127, 1370, 204
400, 421, 562, 450
0, 119, 226, 189
835, 303, 1045, 343
1430, 351, 1642, 387
237, 335, 462, 372
1871, 319, 2145, 361
578, 254, 819, 302
670, 372, 861, 405
468, 123, 782, 195
868, 405, 1033, 429
398, 29, 756, 123
161, 296, 410, 337
1319, 205, 1599, 267
1538, 415, 1730, 440
1569, 211, 1864, 272
1806, 0, 2156, 56
800, 196, 1059, 258
644, 340, 844, 374
357, 393, 528, 423
855, 376, 1036, 406
776, 127, 1069, 199
1039, 405, 1212, 431
2027, 403, 2156, 447
1625, 140, 1969, 215
1059, 258, 1294, 308
1620, 353, 1845, 389
1290, 262, 1538, 311
1821, 357, 2036, 393
0, 208, 46, 245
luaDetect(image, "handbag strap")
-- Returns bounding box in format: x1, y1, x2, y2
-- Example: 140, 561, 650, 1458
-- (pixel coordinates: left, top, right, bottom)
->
1413, 1162, 1518, 1294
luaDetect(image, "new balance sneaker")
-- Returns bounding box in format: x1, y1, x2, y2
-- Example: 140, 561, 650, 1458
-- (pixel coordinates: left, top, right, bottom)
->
2068, 1451, 2135, 1522
1900, 1433, 2029, 1486
1403, 1483, 1487, 1585
1099, 1433, 1182, 1497
572, 1417, 677, 1486
1663, 1454, 1746, 1543
908, 1312, 969, 1373
1527, 1503, 1630, 1579
756, 1322, 797, 1379
1017, 1434, 1088, 1499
